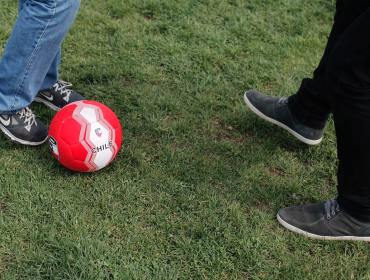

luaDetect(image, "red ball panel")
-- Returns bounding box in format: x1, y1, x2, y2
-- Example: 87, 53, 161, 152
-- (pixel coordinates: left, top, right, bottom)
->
71, 142, 89, 161
80, 100, 101, 107
49, 117, 63, 140
65, 160, 90, 173
60, 118, 84, 147
55, 103, 78, 122
114, 126, 122, 151
57, 138, 74, 166
101, 107, 121, 130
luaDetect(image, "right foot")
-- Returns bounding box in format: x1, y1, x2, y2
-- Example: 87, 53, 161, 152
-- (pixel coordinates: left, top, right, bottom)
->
244, 90, 324, 145
34, 80, 85, 111
0, 107, 48, 145
278, 198, 370, 241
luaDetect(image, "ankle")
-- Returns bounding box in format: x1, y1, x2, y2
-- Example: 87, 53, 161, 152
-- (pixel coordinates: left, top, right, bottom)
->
288, 103, 327, 130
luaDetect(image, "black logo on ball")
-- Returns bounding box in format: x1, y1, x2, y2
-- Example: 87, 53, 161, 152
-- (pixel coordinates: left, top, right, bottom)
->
49, 136, 60, 161
91, 141, 113, 154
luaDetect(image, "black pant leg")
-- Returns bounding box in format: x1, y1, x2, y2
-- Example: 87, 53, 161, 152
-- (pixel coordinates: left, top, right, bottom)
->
326, 7, 370, 221
288, 0, 370, 129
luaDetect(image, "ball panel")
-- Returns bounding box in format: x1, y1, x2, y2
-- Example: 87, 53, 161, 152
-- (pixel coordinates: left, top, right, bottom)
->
65, 160, 90, 173
57, 138, 74, 166
88, 122, 113, 169
49, 117, 63, 139
71, 142, 89, 161
79, 107, 99, 123
87, 157, 99, 171
55, 103, 77, 122
72, 115, 89, 144
114, 126, 123, 150
60, 118, 84, 146
100, 107, 121, 130
103, 126, 122, 167
80, 100, 103, 107
82, 100, 120, 129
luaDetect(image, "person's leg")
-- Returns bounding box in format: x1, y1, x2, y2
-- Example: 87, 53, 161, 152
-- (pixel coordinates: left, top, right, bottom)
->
19, 0, 27, 12
327, 12, 370, 222
39, 48, 61, 91
277, 6, 370, 240
288, 0, 370, 129
18, 0, 60, 92
244, 0, 370, 145
0, 0, 81, 145
35, 38, 86, 112
287, 22, 342, 130
0, 0, 81, 114
35, 46, 85, 112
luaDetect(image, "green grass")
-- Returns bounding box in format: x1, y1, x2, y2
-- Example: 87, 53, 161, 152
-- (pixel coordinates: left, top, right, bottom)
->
1, 0, 369, 278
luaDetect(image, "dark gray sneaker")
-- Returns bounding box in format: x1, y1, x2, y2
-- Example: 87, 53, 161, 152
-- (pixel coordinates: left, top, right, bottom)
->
244, 90, 324, 145
34, 80, 85, 111
278, 199, 370, 241
0, 107, 48, 145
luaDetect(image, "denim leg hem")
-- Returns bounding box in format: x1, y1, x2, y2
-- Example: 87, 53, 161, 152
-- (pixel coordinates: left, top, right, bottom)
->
0, 108, 23, 115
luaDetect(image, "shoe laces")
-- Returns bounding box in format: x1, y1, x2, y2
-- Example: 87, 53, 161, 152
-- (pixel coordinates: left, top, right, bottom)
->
17, 107, 37, 131
53, 80, 73, 102
324, 198, 340, 219
277, 98, 288, 105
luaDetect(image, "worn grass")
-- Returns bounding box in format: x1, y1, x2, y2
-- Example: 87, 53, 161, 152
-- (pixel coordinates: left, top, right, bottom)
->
1, 0, 369, 279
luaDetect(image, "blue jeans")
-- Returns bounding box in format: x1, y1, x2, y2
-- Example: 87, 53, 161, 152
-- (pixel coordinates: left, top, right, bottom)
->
0, 0, 81, 114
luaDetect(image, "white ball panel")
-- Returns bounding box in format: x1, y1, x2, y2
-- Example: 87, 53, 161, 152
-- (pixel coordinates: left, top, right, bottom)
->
80, 108, 98, 124
88, 122, 113, 169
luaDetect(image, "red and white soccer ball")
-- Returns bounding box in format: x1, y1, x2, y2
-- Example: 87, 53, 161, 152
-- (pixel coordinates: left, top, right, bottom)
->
48, 101, 122, 172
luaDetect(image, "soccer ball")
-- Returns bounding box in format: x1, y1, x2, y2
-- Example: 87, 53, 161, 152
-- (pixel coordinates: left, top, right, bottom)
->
48, 100, 122, 172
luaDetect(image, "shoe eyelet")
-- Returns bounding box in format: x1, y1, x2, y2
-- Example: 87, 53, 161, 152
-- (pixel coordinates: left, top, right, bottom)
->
327, 215, 331, 219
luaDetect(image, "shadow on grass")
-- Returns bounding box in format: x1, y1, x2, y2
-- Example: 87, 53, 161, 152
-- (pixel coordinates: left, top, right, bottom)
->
238, 112, 310, 152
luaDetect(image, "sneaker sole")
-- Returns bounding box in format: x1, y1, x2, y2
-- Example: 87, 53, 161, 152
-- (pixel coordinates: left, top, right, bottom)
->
0, 124, 47, 146
34, 97, 61, 112
277, 213, 370, 242
243, 92, 322, 145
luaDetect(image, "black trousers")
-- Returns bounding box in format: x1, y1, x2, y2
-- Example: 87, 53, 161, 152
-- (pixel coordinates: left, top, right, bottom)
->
287, 0, 370, 221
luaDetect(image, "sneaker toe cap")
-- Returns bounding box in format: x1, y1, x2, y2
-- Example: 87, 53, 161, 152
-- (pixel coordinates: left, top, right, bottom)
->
31, 121, 48, 143
279, 204, 326, 225
69, 91, 86, 103
245, 90, 279, 104
245, 90, 279, 118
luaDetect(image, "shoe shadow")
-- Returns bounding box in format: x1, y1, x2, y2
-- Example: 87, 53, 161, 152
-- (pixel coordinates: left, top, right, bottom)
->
240, 112, 311, 152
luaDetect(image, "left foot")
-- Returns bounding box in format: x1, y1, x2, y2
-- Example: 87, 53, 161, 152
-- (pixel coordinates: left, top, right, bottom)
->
244, 90, 324, 145
34, 80, 85, 111
277, 198, 370, 241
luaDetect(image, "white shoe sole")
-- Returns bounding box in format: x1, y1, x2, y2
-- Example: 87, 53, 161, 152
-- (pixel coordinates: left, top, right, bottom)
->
34, 97, 61, 112
243, 92, 322, 145
0, 124, 47, 146
277, 213, 370, 242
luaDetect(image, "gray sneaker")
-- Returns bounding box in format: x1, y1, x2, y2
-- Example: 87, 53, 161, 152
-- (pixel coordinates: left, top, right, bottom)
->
34, 80, 85, 111
278, 199, 370, 241
0, 107, 48, 145
244, 90, 324, 145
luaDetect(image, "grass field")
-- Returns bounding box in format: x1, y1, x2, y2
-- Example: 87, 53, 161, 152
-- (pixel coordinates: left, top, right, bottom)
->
1, 0, 369, 278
